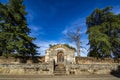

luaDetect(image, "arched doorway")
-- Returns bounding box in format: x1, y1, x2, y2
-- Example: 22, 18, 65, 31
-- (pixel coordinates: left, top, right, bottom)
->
57, 51, 64, 63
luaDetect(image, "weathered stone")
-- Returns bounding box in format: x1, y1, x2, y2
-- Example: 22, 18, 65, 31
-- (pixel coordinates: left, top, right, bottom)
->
45, 44, 75, 64
0, 67, 10, 74
66, 64, 120, 75
0, 44, 120, 75
10, 69, 24, 75
0, 64, 53, 75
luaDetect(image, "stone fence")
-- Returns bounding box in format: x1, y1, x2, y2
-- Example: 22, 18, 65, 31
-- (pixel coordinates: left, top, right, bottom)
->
0, 63, 53, 75
76, 57, 120, 64
0, 63, 120, 75
66, 64, 120, 75
0, 56, 120, 75
0, 56, 45, 64
0, 56, 120, 64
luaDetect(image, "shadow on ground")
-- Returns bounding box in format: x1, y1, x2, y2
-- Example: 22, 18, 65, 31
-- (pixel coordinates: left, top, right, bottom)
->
111, 65, 120, 78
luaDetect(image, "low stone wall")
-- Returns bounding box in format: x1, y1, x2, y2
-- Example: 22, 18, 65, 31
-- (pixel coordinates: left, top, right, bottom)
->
0, 63, 119, 75
66, 64, 120, 75
0, 56, 120, 64
0, 57, 120, 75
76, 57, 120, 64
0, 63, 53, 75
0, 56, 45, 64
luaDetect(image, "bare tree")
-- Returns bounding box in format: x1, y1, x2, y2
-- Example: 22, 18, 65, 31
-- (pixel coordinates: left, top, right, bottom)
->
66, 27, 82, 56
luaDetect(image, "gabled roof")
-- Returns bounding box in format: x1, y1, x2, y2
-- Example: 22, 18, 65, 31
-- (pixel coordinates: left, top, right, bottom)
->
47, 44, 76, 51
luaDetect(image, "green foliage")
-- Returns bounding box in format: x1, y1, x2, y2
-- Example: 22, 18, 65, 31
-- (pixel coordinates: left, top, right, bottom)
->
63, 44, 76, 51
0, 0, 38, 58
86, 7, 120, 58
49, 44, 76, 51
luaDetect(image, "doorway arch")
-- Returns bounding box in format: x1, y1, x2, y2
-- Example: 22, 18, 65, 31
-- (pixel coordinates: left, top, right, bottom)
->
57, 51, 64, 63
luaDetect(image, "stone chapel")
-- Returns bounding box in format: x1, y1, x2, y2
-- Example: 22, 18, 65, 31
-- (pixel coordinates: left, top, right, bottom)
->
45, 44, 75, 64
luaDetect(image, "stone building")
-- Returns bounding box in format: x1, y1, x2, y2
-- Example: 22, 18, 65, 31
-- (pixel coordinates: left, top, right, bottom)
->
0, 44, 120, 75
45, 44, 75, 64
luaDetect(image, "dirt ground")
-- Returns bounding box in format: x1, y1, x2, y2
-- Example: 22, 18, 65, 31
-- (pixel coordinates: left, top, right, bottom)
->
0, 74, 120, 80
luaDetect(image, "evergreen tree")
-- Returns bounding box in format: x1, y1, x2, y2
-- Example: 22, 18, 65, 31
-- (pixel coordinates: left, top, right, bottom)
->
86, 7, 120, 58
0, 2, 11, 57
0, 0, 38, 58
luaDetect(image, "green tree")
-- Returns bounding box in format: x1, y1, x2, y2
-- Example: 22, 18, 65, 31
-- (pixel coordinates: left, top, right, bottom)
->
0, 2, 12, 57
86, 7, 120, 58
0, 0, 38, 58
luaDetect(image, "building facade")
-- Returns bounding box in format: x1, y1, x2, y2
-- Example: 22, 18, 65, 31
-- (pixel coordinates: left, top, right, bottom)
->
45, 44, 75, 64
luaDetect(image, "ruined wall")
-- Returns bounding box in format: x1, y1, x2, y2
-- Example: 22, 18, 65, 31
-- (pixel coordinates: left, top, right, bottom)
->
66, 64, 120, 75
67, 57, 120, 75
1, 56, 119, 64
45, 44, 75, 64
0, 63, 53, 75
0, 56, 45, 64
0, 63, 119, 75
76, 57, 120, 64
0, 57, 120, 75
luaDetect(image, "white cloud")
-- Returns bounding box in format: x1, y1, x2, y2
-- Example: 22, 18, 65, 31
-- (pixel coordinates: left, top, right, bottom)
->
34, 40, 66, 56
112, 6, 120, 14
34, 39, 89, 57
31, 18, 89, 57
28, 25, 45, 37
61, 17, 89, 57
27, 13, 34, 23
62, 17, 86, 35
26, 8, 37, 23
68, 39, 89, 57
80, 40, 90, 57
62, 26, 87, 35
29, 25, 42, 31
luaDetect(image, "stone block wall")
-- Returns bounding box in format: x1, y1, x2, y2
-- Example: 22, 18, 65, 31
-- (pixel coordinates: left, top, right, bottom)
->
0, 56, 120, 75
1, 56, 120, 64
0, 63, 120, 75
66, 64, 120, 75
0, 63, 53, 75
0, 56, 45, 64
76, 57, 120, 64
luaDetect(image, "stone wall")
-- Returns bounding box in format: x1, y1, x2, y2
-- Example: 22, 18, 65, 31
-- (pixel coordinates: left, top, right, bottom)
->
66, 64, 120, 75
0, 56, 120, 64
76, 57, 120, 64
0, 56, 45, 64
0, 57, 120, 75
45, 44, 75, 64
0, 63, 119, 75
0, 63, 53, 75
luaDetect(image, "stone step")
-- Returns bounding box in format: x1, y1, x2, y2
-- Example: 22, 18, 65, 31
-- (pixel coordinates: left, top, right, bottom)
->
55, 70, 66, 71
54, 63, 66, 75
55, 69, 66, 71
55, 68, 66, 71
56, 67, 65, 69
54, 71, 66, 73
55, 65, 65, 68
55, 67, 65, 70
55, 68, 65, 70
54, 73, 67, 76
54, 72, 66, 74
55, 64, 64, 66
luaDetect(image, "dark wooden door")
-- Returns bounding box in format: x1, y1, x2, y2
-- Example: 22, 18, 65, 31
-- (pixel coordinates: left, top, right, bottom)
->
57, 52, 64, 63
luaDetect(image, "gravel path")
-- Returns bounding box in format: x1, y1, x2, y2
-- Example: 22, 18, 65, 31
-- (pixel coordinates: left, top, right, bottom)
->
0, 74, 119, 80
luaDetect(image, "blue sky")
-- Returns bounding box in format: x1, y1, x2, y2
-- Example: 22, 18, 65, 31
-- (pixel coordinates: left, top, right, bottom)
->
1, 0, 120, 56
